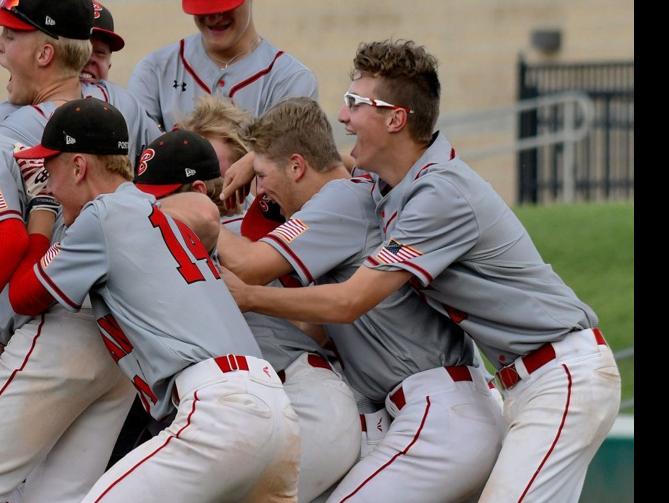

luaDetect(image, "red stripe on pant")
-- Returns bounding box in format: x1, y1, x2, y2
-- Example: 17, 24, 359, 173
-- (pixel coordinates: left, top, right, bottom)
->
339, 396, 432, 502
93, 390, 200, 501
0, 315, 45, 397
517, 364, 573, 503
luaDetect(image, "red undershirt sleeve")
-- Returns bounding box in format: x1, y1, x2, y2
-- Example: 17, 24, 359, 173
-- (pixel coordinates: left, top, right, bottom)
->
9, 233, 56, 316
0, 219, 29, 290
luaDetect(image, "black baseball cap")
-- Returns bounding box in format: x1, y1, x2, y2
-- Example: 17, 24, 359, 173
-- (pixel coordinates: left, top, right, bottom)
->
92, 2, 124, 52
14, 98, 129, 161
134, 130, 221, 198
0, 0, 93, 40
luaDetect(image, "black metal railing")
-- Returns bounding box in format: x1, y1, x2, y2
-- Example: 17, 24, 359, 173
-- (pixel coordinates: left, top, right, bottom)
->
517, 58, 634, 204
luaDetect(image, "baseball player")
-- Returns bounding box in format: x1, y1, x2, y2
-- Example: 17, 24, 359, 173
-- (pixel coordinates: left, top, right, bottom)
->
10, 97, 300, 503
223, 41, 622, 503
0, 1, 159, 500
128, 0, 318, 133
218, 97, 505, 502
79, 2, 125, 84
134, 127, 361, 502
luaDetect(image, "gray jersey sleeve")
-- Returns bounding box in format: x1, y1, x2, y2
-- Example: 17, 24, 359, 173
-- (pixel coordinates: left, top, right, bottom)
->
0, 143, 25, 224
260, 180, 370, 286
128, 54, 164, 129
365, 173, 479, 285
34, 204, 108, 311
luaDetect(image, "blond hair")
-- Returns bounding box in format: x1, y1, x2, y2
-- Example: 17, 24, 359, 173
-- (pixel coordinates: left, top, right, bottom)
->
174, 177, 228, 215
246, 97, 341, 172
179, 95, 251, 163
36, 32, 92, 76
100, 154, 133, 181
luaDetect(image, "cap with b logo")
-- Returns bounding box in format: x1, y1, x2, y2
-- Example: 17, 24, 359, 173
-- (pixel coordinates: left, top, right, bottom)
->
13, 98, 129, 161
92, 2, 124, 51
0, 0, 93, 40
134, 130, 221, 198
182, 0, 245, 15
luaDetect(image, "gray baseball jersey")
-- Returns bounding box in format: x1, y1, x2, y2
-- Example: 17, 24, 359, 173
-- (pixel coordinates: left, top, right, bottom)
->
221, 210, 324, 372
363, 132, 598, 369
128, 35, 318, 130
35, 182, 261, 419
0, 81, 161, 168
0, 101, 20, 122
260, 176, 472, 403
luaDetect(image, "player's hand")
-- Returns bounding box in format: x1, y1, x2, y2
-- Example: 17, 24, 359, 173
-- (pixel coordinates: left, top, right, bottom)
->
14, 143, 50, 198
14, 144, 61, 216
220, 266, 251, 312
221, 151, 255, 211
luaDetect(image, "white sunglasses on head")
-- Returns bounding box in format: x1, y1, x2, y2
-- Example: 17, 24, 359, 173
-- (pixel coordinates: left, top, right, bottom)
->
343, 92, 414, 114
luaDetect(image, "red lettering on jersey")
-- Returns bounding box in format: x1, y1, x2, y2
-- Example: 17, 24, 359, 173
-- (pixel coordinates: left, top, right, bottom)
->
133, 375, 158, 413
149, 207, 207, 284
174, 221, 221, 280
98, 314, 133, 362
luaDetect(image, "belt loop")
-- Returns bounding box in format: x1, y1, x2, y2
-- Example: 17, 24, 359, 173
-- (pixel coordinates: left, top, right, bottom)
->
389, 386, 406, 411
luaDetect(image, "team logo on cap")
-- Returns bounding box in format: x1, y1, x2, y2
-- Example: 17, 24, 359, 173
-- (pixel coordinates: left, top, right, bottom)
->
137, 148, 155, 176
45, 16, 56, 26
93, 2, 102, 19
65, 134, 76, 145
185, 168, 196, 177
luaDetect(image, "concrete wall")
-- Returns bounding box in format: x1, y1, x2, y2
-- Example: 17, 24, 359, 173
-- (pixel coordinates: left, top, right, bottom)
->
0, 0, 634, 201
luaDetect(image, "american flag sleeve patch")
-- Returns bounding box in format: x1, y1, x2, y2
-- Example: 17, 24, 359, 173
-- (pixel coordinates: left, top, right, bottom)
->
374, 239, 423, 264
270, 219, 309, 243
0, 190, 7, 211
40, 243, 62, 269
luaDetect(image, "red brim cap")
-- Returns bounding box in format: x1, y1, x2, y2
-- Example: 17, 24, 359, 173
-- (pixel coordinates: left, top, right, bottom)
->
92, 28, 125, 52
240, 197, 283, 242
13, 144, 61, 160
135, 182, 183, 199
0, 8, 36, 31
182, 0, 245, 15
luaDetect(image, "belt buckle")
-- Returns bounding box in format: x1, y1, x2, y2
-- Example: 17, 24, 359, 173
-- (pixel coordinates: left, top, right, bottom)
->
496, 364, 520, 390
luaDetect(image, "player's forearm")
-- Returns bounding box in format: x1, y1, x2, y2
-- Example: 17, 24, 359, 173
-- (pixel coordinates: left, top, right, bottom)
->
0, 219, 30, 289
9, 233, 56, 316
238, 282, 360, 323
217, 228, 277, 285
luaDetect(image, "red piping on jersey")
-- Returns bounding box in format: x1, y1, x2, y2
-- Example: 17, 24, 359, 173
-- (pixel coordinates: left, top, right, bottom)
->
402, 261, 433, 284
93, 390, 200, 502
383, 212, 397, 234
263, 234, 314, 284
339, 396, 432, 502
414, 162, 437, 180
221, 216, 244, 226
450, 147, 456, 159
36, 262, 81, 310
31, 104, 47, 118
94, 83, 110, 102
0, 315, 45, 397
228, 51, 284, 99
0, 209, 22, 219
517, 364, 573, 502
180, 38, 212, 94
365, 256, 433, 285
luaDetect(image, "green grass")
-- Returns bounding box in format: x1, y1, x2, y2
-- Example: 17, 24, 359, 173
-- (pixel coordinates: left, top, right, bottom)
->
513, 201, 634, 410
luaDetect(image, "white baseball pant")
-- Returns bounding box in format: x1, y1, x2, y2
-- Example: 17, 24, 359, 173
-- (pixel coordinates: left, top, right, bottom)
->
480, 327, 621, 502
82, 355, 301, 503
327, 365, 506, 503
280, 352, 360, 503
0, 304, 136, 503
